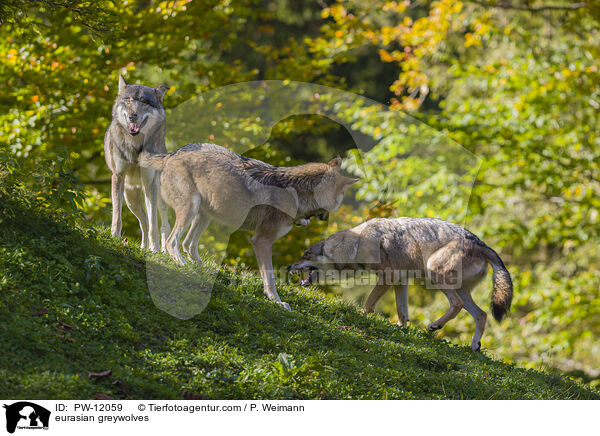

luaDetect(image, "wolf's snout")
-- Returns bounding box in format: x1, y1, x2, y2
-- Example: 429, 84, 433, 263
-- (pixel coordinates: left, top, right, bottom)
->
128, 114, 141, 136
287, 262, 302, 271
287, 262, 303, 274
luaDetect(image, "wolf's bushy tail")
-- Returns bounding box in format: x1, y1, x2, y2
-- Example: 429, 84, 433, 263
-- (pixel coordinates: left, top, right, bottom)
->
138, 151, 168, 171
480, 245, 513, 322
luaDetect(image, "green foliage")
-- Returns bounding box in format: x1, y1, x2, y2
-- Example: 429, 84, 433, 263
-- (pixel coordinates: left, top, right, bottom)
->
0, 147, 85, 223
0, 193, 597, 399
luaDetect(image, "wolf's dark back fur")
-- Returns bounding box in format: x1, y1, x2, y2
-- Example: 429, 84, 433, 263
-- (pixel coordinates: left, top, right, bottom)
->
241, 160, 328, 191
150, 142, 330, 191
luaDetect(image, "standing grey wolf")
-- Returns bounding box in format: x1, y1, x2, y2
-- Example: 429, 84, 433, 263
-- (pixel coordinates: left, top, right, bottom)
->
138, 143, 358, 310
288, 217, 513, 351
104, 74, 171, 251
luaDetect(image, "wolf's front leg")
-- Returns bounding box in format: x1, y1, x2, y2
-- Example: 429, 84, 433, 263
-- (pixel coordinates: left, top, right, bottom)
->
141, 167, 160, 252
111, 173, 124, 238
251, 236, 291, 311
362, 276, 390, 314
123, 182, 149, 250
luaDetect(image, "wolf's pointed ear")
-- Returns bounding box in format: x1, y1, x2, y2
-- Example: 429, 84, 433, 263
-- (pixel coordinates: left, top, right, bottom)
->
345, 177, 360, 186
340, 176, 360, 188
118, 74, 128, 94
155, 85, 169, 100
328, 156, 342, 168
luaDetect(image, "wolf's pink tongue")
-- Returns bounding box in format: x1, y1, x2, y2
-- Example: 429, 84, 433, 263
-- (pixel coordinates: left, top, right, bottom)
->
129, 122, 139, 132
301, 270, 316, 287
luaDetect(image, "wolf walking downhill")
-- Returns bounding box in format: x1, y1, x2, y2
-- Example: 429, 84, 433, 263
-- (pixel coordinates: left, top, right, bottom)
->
288, 217, 513, 351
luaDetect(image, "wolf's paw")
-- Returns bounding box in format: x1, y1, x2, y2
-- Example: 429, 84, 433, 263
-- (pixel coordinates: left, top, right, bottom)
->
192, 257, 204, 266
428, 324, 442, 332
172, 254, 186, 266
279, 302, 292, 311
184, 251, 204, 265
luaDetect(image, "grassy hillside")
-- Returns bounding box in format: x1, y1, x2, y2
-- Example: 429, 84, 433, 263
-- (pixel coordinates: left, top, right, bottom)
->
0, 198, 598, 400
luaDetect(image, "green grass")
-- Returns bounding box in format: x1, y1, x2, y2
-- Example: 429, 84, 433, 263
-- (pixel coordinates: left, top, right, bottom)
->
0, 198, 598, 400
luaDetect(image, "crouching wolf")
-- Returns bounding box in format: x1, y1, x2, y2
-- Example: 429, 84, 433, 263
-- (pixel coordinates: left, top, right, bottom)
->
104, 75, 171, 251
288, 217, 513, 351
138, 143, 358, 310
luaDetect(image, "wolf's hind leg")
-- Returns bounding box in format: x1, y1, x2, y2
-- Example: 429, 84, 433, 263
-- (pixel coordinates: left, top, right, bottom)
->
166, 196, 199, 265
458, 288, 487, 352
362, 276, 389, 314
394, 283, 409, 326
425, 241, 472, 331
182, 211, 210, 264
124, 182, 149, 250
428, 289, 463, 331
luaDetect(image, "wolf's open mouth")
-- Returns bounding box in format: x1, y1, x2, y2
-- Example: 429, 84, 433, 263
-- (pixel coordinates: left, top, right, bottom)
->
128, 117, 148, 136
129, 122, 140, 135
288, 265, 318, 287
301, 268, 318, 287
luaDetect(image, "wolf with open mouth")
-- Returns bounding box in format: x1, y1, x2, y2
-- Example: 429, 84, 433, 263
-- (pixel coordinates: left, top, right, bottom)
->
104, 74, 171, 251
288, 217, 513, 351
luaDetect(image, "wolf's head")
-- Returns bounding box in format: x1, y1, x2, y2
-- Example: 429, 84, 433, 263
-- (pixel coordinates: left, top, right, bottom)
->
311, 157, 359, 213
287, 239, 328, 287
113, 74, 169, 137
288, 224, 377, 287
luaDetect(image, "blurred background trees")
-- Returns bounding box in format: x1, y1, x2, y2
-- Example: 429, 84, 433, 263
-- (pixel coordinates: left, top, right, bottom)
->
1, 0, 599, 382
